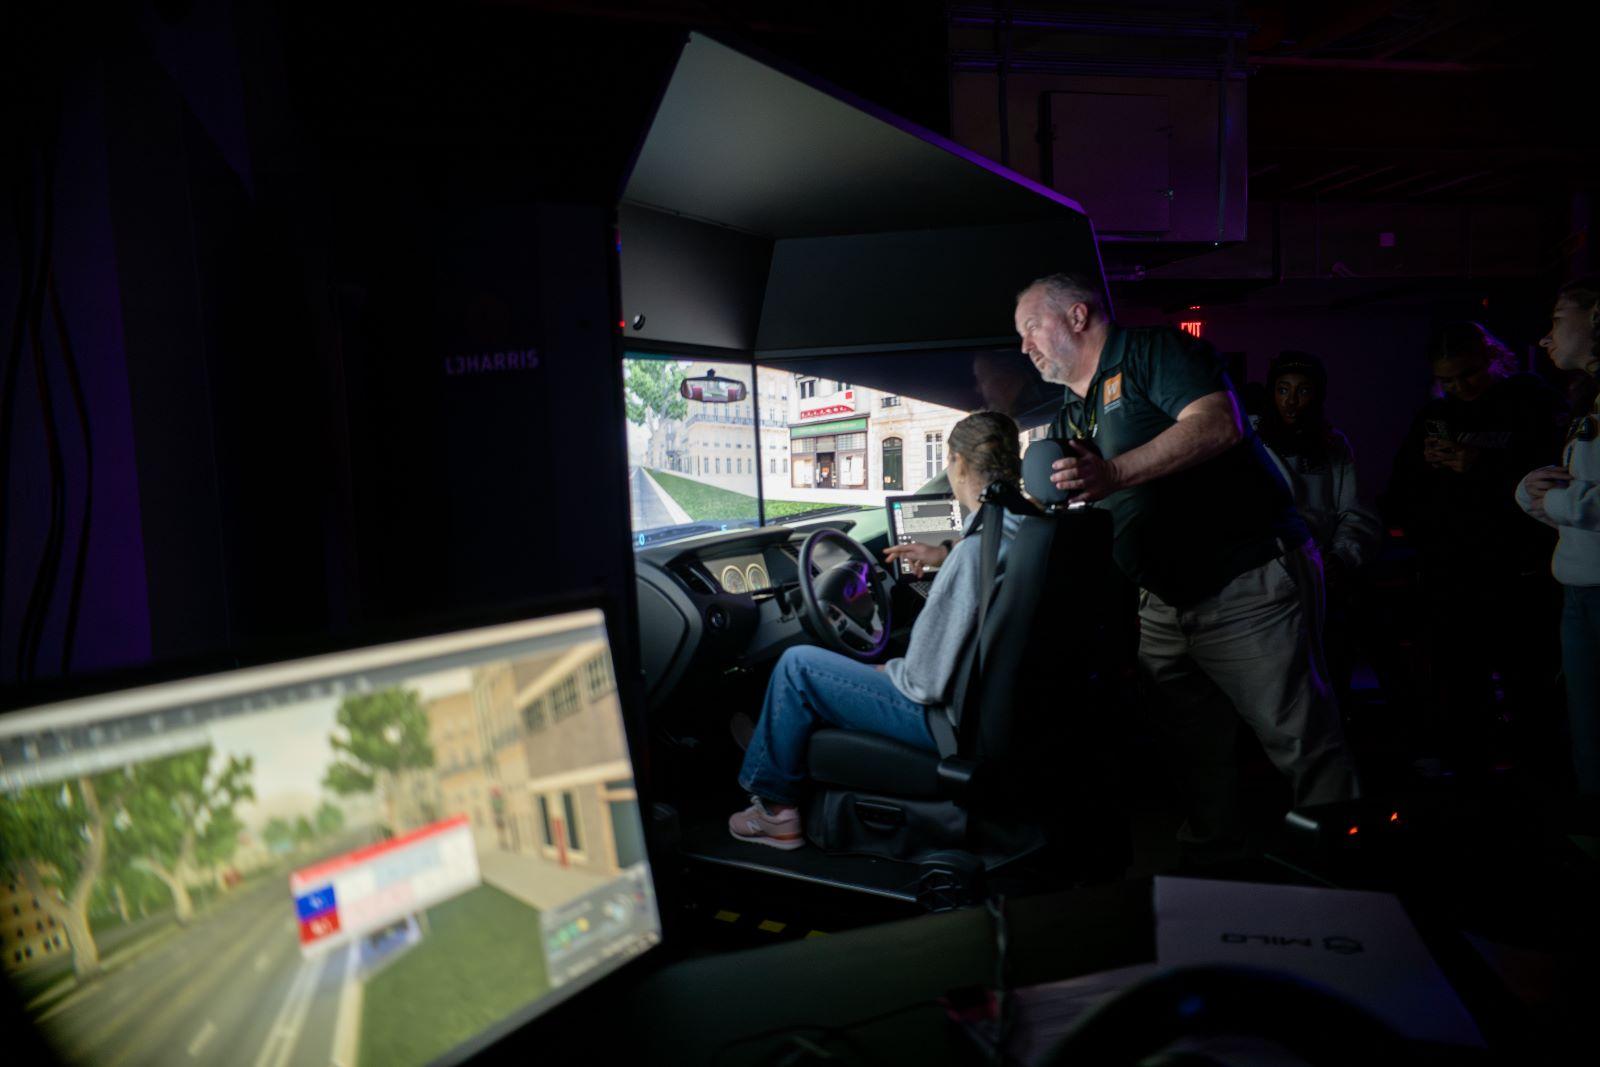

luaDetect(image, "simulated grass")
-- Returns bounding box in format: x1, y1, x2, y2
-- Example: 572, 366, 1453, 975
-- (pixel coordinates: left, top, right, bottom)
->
358, 885, 548, 1067
647, 469, 869, 522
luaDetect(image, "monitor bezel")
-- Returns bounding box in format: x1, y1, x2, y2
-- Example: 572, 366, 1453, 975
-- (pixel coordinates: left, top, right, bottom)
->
0, 589, 681, 1067
883, 491, 962, 577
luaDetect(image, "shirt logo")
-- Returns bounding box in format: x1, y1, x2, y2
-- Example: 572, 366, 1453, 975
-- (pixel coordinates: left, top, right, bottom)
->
1102, 373, 1124, 412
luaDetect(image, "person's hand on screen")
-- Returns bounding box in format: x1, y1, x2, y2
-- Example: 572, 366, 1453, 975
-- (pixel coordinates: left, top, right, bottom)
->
882, 542, 949, 578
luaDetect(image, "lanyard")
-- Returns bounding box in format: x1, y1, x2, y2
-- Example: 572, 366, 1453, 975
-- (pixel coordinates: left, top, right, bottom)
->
1063, 402, 1098, 441
1060, 365, 1110, 440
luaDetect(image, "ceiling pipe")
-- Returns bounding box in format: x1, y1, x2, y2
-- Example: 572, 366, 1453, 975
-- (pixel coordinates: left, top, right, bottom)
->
1373, 15, 1473, 60
1287, 164, 1364, 192
1411, 170, 1498, 195
1362, 170, 1443, 195
951, 50, 1247, 80
1248, 55, 1516, 73
949, 4, 1249, 40
1315, 164, 1401, 194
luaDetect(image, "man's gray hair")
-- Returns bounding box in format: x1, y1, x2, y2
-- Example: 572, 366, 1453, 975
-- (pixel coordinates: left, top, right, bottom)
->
1020, 272, 1103, 317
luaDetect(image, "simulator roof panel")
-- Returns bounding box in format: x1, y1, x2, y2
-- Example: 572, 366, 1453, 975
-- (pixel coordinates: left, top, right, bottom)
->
620, 32, 1104, 357
624, 33, 1087, 239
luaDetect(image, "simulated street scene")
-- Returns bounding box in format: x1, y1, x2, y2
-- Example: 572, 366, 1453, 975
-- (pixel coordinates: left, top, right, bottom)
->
2, 637, 657, 1067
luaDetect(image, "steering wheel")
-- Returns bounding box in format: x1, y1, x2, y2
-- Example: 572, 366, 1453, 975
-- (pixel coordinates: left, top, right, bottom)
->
796, 528, 893, 661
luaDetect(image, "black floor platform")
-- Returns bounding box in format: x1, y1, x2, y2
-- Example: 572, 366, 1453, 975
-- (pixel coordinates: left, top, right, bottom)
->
677, 816, 925, 903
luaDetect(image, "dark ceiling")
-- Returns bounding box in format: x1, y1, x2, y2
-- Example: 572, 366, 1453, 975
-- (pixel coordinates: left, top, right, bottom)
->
486, 1, 1597, 211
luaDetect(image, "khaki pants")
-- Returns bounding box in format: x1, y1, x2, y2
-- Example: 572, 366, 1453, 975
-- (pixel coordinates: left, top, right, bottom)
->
1138, 543, 1359, 857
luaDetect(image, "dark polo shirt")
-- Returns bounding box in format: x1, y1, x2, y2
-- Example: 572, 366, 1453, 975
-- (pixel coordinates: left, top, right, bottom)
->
1050, 325, 1308, 607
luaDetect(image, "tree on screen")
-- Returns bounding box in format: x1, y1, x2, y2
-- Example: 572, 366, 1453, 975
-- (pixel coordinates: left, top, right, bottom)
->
315, 800, 346, 838
323, 688, 436, 835
624, 359, 689, 462
263, 816, 295, 853
0, 774, 127, 983
116, 747, 255, 926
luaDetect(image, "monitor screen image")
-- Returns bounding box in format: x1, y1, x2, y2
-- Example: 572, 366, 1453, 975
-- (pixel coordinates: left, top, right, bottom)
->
886, 495, 964, 577
0, 607, 659, 1067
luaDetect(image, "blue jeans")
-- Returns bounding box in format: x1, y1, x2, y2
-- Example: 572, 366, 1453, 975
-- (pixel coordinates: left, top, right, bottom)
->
739, 645, 937, 804
1563, 585, 1600, 796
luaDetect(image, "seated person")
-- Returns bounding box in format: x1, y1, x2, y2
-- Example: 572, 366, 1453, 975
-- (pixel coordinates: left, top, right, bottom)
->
730, 411, 1024, 849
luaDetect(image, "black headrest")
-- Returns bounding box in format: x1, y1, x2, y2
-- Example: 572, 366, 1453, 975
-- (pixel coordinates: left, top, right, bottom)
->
1023, 439, 1072, 507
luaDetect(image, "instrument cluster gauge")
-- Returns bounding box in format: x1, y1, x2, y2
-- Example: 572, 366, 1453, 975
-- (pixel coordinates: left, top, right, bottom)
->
720, 565, 748, 594
745, 563, 769, 591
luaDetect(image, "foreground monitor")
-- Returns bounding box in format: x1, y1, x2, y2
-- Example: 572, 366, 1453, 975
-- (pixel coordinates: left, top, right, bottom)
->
0, 607, 660, 1067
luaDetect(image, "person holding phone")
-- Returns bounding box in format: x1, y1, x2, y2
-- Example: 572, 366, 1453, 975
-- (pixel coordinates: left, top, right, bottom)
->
1385, 322, 1562, 772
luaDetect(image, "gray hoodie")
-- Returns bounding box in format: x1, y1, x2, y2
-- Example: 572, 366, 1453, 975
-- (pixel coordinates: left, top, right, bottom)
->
1259, 427, 1383, 572
1516, 405, 1600, 587
885, 509, 1022, 721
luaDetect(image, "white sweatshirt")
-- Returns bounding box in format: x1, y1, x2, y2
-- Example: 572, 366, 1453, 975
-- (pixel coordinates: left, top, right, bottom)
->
1517, 404, 1600, 587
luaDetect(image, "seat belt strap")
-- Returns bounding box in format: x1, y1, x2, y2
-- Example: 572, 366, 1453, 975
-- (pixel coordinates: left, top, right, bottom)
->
957, 498, 1005, 755
978, 500, 1002, 642
927, 706, 958, 759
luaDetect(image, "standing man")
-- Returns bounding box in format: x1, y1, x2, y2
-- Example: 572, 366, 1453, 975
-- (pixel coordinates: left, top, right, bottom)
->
1014, 272, 1357, 861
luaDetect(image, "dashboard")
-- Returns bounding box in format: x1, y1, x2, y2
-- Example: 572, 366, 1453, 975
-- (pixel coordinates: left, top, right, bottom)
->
630, 519, 882, 709
708, 555, 774, 596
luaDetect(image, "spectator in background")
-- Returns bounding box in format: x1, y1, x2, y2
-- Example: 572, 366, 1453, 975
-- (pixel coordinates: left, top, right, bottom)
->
1386, 322, 1562, 772
1517, 275, 1600, 820
1257, 352, 1382, 701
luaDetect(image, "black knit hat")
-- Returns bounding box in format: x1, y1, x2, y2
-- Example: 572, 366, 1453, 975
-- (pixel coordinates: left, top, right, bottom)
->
1269, 350, 1327, 393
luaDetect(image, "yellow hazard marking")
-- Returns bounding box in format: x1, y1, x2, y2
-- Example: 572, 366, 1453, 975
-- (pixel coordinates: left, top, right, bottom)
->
805, 930, 828, 939
713, 910, 741, 923
757, 920, 787, 934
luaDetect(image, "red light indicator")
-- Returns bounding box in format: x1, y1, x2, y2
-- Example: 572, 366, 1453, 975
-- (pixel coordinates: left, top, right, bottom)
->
1180, 321, 1204, 338
1389, 812, 1400, 823
1347, 825, 1360, 836
617, 319, 626, 331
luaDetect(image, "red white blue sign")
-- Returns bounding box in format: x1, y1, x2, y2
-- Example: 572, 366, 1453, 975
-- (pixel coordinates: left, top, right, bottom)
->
289, 814, 480, 956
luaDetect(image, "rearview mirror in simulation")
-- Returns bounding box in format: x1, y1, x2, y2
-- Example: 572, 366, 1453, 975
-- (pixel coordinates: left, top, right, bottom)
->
679, 371, 748, 403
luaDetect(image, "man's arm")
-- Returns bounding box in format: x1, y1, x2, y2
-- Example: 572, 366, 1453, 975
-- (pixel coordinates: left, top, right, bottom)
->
1051, 391, 1243, 499
1109, 390, 1243, 488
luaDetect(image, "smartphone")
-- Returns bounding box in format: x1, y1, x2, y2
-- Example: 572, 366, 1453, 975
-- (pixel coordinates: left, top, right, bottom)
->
1425, 419, 1451, 441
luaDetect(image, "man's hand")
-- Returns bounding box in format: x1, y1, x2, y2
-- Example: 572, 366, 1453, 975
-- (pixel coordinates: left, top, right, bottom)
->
1522, 465, 1573, 522
1423, 436, 1449, 467
882, 541, 949, 578
1051, 439, 1122, 502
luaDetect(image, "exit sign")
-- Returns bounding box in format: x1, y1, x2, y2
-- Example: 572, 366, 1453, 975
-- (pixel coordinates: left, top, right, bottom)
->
1180, 321, 1204, 338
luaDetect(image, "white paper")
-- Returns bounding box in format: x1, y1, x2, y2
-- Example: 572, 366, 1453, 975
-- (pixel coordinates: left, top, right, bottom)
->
1153, 876, 1483, 1048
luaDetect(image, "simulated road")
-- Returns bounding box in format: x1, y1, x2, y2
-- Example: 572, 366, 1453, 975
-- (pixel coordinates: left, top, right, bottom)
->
39, 877, 356, 1067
